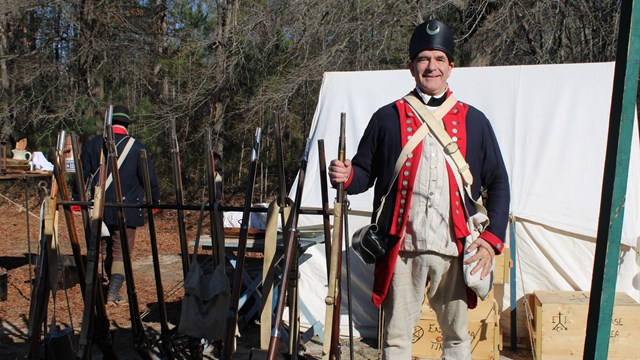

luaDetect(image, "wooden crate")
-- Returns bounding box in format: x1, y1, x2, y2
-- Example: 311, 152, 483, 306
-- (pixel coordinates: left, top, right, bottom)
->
413, 290, 501, 359
5, 158, 30, 173
529, 291, 640, 360
493, 248, 511, 285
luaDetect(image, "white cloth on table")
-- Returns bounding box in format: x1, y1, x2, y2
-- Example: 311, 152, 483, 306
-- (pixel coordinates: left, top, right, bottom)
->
31, 151, 54, 171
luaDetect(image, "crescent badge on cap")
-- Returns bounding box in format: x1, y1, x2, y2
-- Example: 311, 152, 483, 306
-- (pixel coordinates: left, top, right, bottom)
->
426, 23, 440, 35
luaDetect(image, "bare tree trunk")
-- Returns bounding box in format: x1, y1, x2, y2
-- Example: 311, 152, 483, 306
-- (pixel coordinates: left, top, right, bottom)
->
154, 0, 169, 102
0, 14, 9, 92
210, 0, 238, 161
79, 0, 102, 99
78, 0, 105, 129
0, 13, 9, 138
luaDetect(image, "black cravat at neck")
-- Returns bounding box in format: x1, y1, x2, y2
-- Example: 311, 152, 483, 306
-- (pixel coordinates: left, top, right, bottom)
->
426, 93, 447, 107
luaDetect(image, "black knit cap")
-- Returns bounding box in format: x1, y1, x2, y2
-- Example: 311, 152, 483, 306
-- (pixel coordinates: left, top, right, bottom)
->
112, 105, 135, 125
409, 19, 455, 62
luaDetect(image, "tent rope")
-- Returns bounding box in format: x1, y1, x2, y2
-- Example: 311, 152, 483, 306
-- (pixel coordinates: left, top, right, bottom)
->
0, 192, 41, 219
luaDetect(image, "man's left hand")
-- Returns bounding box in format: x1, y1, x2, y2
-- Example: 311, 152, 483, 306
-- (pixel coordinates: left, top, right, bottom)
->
464, 237, 495, 279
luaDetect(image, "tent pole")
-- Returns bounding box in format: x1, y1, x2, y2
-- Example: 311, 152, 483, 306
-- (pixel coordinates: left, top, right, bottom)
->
585, 1, 640, 358
509, 216, 517, 352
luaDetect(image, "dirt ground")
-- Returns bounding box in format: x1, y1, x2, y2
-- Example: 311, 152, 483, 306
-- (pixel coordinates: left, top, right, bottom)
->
0, 181, 532, 359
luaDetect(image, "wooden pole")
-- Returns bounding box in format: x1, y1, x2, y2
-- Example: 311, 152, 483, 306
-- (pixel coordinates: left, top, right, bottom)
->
585, 1, 640, 358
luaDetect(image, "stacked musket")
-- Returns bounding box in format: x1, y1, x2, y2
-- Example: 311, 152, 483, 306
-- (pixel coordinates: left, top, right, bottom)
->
70, 128, 117, 359
25, 107, 195, 359
262, 138, 311, 360
140, 148, 175, 359
170, 118, 190, 280
24, 105, 359, 359
105, 106, 153, 359
75, 107, 122, 359
26, 131, 81, 359
221, 127, 262, 359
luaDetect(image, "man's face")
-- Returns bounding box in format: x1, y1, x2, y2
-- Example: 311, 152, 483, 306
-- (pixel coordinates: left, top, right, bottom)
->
408, 50, 454, 96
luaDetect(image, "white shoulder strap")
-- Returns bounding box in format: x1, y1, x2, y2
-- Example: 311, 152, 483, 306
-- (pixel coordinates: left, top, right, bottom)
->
105, 137, 136, 191
404, 94, 472, 186
403, 94, 487, 216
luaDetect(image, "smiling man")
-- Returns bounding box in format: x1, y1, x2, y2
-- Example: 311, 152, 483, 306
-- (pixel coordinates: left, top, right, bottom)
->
328, 19, 510, 359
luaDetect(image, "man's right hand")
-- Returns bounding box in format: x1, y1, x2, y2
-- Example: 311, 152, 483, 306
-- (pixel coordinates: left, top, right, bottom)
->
328, 159, 352, 187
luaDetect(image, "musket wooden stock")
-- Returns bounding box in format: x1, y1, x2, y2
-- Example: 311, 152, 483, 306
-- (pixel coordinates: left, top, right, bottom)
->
266, 139, 312, 360
322, 113, 346, 360
221, 128, 262, 360
104, 111, 152, 359
170, 118, 190, 279
25, 197, 54, 359
140, 149, 175, 359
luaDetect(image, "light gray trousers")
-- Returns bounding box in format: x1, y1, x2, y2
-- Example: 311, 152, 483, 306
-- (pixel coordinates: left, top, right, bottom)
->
382, 251, 471, 360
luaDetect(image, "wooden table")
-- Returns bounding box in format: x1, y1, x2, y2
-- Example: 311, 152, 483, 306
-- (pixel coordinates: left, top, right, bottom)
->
0, 171, 52, 180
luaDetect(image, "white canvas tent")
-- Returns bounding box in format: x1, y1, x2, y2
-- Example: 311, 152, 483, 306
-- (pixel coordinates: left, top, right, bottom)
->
284, 62, 640, 339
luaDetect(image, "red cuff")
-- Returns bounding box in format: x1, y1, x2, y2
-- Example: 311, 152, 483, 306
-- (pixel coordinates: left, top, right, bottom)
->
479, 230, 504, 255
71, 205, 81, 212
152, 208, 161, 214
344, 168, 354, 189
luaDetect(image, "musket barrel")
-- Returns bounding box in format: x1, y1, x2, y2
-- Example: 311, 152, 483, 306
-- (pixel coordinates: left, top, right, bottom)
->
105, 109, 151, 358
318, 140, 333, 279
222, 127, 262, 360
274, 112, 288, 221
77, 107, 113, 359
140, 149, 173, 357
170, 118, 190, 279
205, 128, 225, 268
267, 138, 311, 360
323, 113, 347, 359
